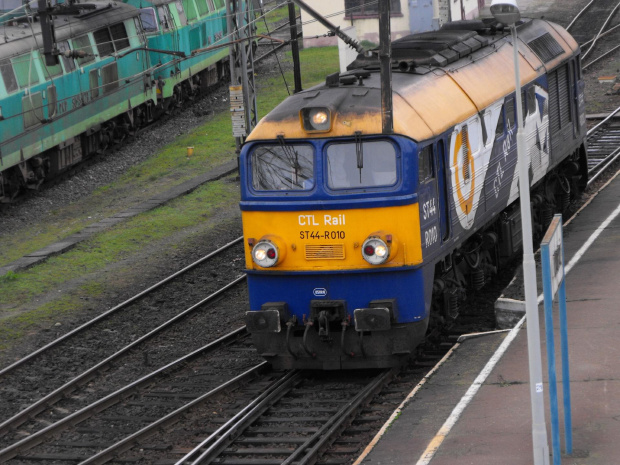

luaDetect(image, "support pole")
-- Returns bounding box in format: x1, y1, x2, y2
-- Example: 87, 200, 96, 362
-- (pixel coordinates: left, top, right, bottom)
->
288, 1, 302, 93
512, 24, 550, 465
379, 0, 393, 134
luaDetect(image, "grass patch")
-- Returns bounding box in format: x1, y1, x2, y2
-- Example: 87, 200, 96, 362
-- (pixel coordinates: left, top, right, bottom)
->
0, 294, 82, 351
256, 2, 298, 36
0, 179, 239, 310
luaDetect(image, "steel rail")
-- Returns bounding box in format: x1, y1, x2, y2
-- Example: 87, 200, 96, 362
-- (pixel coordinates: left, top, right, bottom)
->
588, 148, 620, 186
0, 275, 247, 437
580, 23, 620, 49
0, 236, 243, 377
583, 42, 620, 70
179, 369, 396, 465
581, 0, 620, 61
0, 327, 254, 462
586, 104, 620, 137
177, 370, 304, 464
282, 368, 396, 465
79, 362, 269, 465
567, 0, 597, 31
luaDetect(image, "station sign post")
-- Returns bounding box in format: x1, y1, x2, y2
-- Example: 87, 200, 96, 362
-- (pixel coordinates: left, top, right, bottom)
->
541, 214, 573, 464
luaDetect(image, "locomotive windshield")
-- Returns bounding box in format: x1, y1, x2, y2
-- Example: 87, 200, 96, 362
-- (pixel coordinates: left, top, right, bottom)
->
251, 144, 314, 191
326, 140, 397, 189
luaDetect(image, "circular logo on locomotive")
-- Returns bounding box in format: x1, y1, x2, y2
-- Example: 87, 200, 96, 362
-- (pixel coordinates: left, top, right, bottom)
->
451, 123, 478, 230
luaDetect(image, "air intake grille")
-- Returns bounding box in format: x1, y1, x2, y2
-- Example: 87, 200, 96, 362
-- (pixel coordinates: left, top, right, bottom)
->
305, 244, 345, 260
527, 33, 564, 63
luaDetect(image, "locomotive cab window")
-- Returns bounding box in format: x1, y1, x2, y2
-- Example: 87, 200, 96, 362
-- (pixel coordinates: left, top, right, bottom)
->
326, 140, 397, 189
40, 55, 63, 79
72, 35, 95, 66
57, 42, 76, 73
418, 146, 434, 183
12, 54, 40, 88
527, 86, 536, 116
251, 144, 314, 191
173, 1, 188, 26
495, 104, 505, 138
94, 27, 115, 58
110, 23, 131, 51
505, 98, 516, 129
140, 8, 159, 32
157, 6, 172, 30
0, 60, 18, 94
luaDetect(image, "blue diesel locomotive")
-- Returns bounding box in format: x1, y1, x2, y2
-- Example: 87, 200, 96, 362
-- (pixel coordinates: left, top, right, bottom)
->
240, 18, 588, 370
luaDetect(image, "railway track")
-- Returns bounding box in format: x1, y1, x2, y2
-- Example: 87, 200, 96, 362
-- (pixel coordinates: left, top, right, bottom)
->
0, 238, 246, 443
585, 105, 620, 185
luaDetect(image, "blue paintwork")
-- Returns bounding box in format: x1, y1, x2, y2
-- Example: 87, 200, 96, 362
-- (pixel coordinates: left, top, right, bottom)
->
240, 135, 419, 211
246, 266, 428, 324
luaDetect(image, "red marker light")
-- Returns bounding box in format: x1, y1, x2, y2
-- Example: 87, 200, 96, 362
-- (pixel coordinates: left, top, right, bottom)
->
267, 248, 276, 259
364, 245, 375, 256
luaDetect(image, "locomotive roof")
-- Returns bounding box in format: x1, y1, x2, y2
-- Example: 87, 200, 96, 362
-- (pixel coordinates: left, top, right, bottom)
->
247, 18, 579, 143
0, 1, 139, 59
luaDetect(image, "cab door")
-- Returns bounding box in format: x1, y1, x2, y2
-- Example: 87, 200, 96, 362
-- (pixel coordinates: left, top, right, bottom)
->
418, 144, 441, 257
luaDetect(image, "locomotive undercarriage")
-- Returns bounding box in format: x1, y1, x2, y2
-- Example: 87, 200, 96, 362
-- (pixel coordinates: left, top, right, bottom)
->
249, 315, 428, 370
429, 145, 587, 331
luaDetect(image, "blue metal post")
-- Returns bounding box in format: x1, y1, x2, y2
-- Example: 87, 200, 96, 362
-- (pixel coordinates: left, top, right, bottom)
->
541, 246, 561, 465
558, 278, 573, 453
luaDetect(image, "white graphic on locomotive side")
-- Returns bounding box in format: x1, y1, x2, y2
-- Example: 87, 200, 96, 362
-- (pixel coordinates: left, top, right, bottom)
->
507, 85, 550, 204
449, 104, 502, 230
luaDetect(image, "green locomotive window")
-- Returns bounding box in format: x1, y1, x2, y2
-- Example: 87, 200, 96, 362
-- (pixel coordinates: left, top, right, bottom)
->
0, 59, 18, 94
47, 85, 57, 118
12, 54, 40, 88
157, 6, 171, 30
326, 140, 397, 189
94, 28, 115, 58
39, 56, 63, 79
57, 41, 76, 73
212, 0, 224, 8
182, 0, 198, 21
174, 1, 188, 26
251, 144, 314, 191
72, 36, 95, 66
102, 63, 119, 94
140, 8, 159, 31
22, 92, 43, 128
89, 69, 99, 99
110, 23, 131, 51
196, 0, 210, 16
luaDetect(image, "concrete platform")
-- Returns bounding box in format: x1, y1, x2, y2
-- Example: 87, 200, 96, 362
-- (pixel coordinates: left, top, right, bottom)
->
356, 171, 620, 465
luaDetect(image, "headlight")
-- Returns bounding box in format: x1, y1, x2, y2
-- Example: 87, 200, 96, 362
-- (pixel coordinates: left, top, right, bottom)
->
301, 107, 331, 132
252, 240, 279, 268
362, 237, 390, 265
